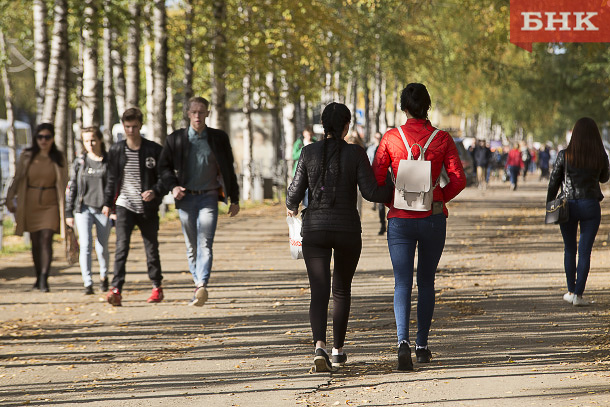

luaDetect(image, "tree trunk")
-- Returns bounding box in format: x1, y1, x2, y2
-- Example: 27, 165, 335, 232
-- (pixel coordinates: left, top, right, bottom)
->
33, 0, 49, 125
54, 48, 69, 159
0, 30, 17, 178
41, 0, 68, 124
166, 82, 174, 134
182, 0, 193, 128
152, 0, 167, 144
102, 4, 114, 147
333, 52, 341, 102
210, 0, 228, 131
125, 1, 140, 109
111, 27, 126, 122
143, 6, 154, 139
351, 74, 358, 130
363, 73, 370, 143
81, 0, 99, 128
241, 74, 253, 201
392, 80, 399, 127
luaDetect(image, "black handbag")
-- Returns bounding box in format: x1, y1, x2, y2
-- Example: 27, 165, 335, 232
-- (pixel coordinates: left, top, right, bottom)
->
545, 161, 569, 225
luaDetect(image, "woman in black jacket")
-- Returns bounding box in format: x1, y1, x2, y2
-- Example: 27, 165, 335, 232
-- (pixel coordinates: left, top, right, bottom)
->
286, 103, 393, 372
547, 117, 609, 306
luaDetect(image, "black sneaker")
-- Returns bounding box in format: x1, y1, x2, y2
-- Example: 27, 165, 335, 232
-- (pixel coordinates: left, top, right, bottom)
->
416, 347, 432, 363
314, 348, 333, 372
397, 343, 413, 371
100, 278, 109, 292
332, 353, 347, 368
84, 285, 94, 295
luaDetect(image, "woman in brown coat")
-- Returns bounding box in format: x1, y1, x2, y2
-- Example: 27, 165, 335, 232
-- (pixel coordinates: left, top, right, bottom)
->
6, 123, 68, 292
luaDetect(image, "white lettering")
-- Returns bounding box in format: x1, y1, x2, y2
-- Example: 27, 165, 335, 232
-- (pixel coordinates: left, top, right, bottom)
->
522, 12, 543, 31
574, 12, 599, 31
545, 12, 571, 31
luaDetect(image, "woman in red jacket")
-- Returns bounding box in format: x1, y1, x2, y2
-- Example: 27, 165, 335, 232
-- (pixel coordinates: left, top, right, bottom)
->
372, 83, 466, 371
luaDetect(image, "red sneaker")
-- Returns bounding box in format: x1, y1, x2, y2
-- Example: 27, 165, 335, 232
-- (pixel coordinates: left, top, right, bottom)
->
147, 287, 164, 303
106, 287, 122, 306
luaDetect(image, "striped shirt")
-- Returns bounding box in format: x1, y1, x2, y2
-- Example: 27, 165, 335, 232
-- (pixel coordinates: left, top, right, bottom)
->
115, 146, 144, 214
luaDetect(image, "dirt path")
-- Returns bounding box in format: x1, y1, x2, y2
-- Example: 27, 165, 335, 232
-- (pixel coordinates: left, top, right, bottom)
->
1, 179, 609, 406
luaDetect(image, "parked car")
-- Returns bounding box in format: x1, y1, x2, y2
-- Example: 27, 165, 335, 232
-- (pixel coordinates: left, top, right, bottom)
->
453, 137, 476, 186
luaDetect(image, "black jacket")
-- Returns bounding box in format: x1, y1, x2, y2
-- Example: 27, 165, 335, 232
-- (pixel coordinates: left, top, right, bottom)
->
286, 138, 393, 233
159, 127, 239, 204
547, 149, 609, 202
65, 153, 108, 217
103, 138, 167, 214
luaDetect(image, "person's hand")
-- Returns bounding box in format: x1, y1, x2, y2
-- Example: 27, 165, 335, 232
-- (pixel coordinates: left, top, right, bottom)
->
141, 190, 155, 202
287, 208, 297, 217
173, 186, 186, 200
228, 203, 240, 217
110, 213, 117, 221
102, 206, 111, 217
66, 218, 74, 228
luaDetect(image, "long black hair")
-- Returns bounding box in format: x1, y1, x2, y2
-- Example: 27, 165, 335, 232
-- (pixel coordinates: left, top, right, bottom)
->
28, 123, 65, 167
319, 102, 351, 192
565, 117, 607, 170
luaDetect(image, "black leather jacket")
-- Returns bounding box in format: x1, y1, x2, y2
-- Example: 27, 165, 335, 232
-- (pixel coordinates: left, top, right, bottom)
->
547, 149, 609, 202
158, 127, 239, 204
286, 138, 393, 233
103, 138, 167, 215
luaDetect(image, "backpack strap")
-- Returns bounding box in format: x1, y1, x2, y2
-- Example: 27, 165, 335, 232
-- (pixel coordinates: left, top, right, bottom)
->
396, 126, 440, 160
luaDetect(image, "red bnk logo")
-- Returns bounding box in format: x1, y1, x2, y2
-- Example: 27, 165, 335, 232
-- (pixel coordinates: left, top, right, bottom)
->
510, 0, 610, 51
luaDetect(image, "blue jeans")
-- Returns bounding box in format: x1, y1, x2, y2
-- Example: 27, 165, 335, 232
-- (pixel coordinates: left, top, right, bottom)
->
387, 214, 446, 347
74, 205, 111, 287
176, 191, 219, 286
508, 166, 520, 187
559, 199, 601, 296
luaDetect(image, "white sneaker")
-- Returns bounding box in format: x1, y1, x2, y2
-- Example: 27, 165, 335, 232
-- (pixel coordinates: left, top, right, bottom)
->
573, 295, 588, 306
188, 286, 208, 307
563, 292, 575, 303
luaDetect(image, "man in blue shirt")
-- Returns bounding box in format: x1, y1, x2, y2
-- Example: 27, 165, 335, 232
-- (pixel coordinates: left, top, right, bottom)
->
159, 97, 240, 306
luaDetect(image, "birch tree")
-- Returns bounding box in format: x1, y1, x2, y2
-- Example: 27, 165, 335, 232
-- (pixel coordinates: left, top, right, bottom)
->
210, 0, 228, 131
41, 0, 68, 124
81, 0, 99, 128
33, 0, 49, 124
125, 0, 140, 109
182, 0, 193, 128
111, 27, 126, 120
102, 1, 114, 146
152, 0, 168, 144
0, 29, 16, 178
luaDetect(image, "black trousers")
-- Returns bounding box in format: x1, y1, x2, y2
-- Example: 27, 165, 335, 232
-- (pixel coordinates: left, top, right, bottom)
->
302, 230, 362, 349
112, 206, 163, 291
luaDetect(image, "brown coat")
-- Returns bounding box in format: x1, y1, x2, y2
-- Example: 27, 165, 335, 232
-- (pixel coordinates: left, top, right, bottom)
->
6, 150, 68, 238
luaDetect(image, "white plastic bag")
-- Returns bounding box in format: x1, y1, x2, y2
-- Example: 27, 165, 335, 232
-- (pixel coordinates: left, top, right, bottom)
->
286, 216, 303, 260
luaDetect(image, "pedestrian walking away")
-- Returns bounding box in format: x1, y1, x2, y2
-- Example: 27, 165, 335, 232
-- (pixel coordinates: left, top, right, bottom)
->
102, 108, 167, 306
367, 132, 387, 234
159, 96, 240, 307
546, 117, 609, 307
6, 123, 68, 292
372, 83, 466, 371
473, 139, 492, 191
506, 143, 524, 191
65, 127, 111, 295
286, 102, 393, 373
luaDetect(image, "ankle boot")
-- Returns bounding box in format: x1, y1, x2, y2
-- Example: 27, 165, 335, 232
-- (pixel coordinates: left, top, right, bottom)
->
39, 273, 50, 292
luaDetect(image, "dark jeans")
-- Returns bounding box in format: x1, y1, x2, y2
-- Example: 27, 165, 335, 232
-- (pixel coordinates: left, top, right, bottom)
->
387, 215, 446, 347
112, 206, 163, 291
559, 199, 601, 296
508, 166, 520, 187
302, 230, 362, 349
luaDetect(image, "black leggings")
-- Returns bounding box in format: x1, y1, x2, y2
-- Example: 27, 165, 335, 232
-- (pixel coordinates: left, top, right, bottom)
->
31, 229, 54, 278
302, 230, 362, 349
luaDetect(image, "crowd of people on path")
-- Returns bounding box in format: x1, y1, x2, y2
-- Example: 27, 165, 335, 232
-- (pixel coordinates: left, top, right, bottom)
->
469, 139, 556, 191
3, 82, 607, 375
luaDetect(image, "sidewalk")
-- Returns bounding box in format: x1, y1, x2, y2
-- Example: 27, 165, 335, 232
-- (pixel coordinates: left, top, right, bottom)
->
1, 179, 609, 406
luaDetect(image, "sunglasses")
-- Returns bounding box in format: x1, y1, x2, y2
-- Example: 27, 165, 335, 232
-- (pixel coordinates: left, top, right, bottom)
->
37, 134, 53, 141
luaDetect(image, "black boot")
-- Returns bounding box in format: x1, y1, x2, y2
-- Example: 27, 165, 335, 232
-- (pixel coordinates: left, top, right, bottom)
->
39, 273, 50, 292
397, 342, 413, 371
